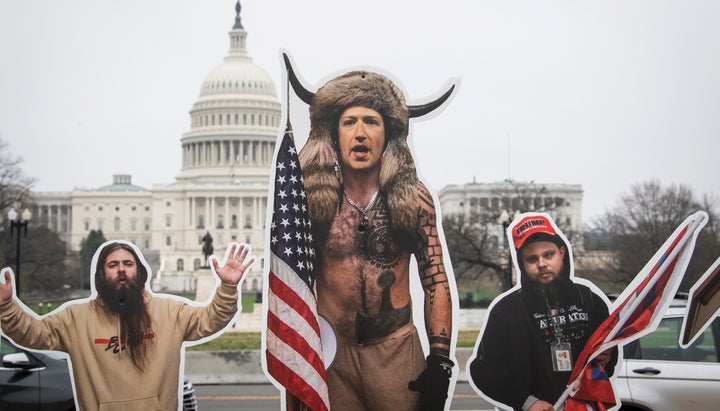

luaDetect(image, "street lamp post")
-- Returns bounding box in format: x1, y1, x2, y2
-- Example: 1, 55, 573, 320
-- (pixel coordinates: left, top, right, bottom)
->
7, 207, 32, 296
498, 209, 520, 289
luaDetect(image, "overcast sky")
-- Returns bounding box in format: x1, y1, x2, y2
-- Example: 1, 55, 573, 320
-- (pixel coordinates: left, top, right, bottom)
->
1, 0, 718, 223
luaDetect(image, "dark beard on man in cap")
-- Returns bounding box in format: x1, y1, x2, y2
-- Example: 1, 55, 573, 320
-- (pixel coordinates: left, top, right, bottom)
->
96, 273, 153, 371
538, 275, 563, 301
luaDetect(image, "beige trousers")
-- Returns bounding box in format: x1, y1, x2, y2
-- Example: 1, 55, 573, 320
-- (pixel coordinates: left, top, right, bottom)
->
326, 322, 426, 411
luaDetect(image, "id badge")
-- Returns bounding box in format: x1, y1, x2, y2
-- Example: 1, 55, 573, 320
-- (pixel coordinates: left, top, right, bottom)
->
551, 342, 573, 372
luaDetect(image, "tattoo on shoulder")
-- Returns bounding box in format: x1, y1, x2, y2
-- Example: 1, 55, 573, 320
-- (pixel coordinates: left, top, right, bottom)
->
417, 183, 435, 212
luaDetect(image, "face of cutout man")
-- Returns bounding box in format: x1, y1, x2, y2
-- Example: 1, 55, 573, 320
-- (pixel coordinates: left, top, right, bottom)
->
103, 248, 139, 293
519, 240, 566, 285
336, 106, 386, 173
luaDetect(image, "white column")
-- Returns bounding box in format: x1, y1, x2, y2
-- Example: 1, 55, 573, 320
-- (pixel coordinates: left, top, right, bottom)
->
205, 142, 209, 165
193, 197, 198, 228
240, 197, 246, 228
188, 197, 193, 227
209, 142, 214, 166
225, 197, 230, 230
253, 197, 262, 228
208, 196, 214, 229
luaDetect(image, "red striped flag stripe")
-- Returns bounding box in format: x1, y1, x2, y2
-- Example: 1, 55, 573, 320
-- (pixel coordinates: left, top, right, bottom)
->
267, 252, 330, 410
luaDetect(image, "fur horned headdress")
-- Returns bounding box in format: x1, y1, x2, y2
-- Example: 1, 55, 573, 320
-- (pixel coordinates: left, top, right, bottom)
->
284, 54, 455, 242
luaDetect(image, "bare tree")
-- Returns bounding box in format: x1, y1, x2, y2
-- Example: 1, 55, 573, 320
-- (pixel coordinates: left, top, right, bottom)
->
444, 181, 573, 295
0, 137, 78, 301
0, 136, 36, 213
444, 212, 509, 292
587, 180, 720, 289
0, 136, 37, 272
2, 225, 68, 299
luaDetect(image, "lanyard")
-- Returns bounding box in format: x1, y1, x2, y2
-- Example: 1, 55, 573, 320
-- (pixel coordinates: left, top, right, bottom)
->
545, 300, 565, 344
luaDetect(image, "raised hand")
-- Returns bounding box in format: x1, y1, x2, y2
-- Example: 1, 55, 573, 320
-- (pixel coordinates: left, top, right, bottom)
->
211, 243, 256, 286
0, 268, 16, 304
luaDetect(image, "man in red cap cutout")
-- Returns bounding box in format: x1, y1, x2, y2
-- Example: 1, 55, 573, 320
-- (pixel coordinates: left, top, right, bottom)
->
468, 213, 616, 411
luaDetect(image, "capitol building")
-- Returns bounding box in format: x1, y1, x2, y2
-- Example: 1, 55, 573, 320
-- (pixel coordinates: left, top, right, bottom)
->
26, 2, 587, 296
30, 4, 277, 294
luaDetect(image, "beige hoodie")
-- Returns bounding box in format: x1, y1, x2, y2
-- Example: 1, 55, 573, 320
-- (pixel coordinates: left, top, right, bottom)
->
0, 282, 239, 411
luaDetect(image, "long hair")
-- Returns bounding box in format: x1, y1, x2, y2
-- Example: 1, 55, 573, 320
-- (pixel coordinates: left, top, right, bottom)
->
95, 242, 153, 371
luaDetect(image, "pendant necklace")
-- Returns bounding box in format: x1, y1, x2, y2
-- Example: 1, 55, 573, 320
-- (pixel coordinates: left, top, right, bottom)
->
344, 190, 379, 233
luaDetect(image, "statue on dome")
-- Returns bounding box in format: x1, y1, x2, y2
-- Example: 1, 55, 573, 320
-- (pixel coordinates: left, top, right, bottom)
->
234, 0, 243, 30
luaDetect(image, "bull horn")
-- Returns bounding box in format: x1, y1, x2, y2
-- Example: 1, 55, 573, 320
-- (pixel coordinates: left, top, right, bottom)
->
408, 84, 456, 118
284, 52, 455, 118
283, 52, 315, 105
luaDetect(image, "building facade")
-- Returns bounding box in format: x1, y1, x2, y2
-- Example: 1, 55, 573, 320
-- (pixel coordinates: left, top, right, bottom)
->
30, 4, 277, 293
28, 5, 587, 295
439, 179, 584, 247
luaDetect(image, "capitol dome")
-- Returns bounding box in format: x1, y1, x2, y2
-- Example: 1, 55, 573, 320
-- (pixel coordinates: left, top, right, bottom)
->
199, 58, 277, 99
177, 1, 281, 184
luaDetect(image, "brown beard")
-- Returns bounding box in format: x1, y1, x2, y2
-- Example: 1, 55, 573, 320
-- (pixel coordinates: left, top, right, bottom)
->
96, 274, 153, 371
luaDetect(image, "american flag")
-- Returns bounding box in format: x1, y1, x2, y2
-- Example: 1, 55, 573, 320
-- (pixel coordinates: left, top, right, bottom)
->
265, 124, 330, 411
558, 211, 708, 411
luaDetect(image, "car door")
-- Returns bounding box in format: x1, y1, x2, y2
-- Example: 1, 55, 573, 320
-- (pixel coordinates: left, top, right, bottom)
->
0, 336, 42, 410
619, 315, 720, 411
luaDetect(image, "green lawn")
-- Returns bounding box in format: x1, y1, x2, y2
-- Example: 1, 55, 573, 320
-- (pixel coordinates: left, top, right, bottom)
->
30, 295, 481, 351
188, 330, 480, 351
457, 330, 480, 348
187, 332, 263, 351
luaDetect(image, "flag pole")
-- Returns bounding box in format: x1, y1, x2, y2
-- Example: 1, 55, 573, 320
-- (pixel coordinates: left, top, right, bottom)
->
596, 213, 704, 350
553, 212, 707, 410
267, 56, 330, 411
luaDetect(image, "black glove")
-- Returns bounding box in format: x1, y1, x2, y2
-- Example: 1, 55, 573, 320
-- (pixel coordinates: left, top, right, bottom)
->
408, 354, 454, 411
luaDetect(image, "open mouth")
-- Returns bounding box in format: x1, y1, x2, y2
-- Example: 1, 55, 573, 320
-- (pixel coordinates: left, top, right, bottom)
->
352, 146, 369, 153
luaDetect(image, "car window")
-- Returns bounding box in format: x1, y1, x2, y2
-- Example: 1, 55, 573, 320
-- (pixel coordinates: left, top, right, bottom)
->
0, 337, 23, 356
630, 317, 718, 363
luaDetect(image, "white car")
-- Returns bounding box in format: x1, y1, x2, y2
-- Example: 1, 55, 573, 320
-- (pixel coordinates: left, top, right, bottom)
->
615, 301, 720, 411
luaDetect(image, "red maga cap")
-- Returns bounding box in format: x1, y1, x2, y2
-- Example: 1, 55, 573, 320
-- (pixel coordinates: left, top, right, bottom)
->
511, 214, 557, 249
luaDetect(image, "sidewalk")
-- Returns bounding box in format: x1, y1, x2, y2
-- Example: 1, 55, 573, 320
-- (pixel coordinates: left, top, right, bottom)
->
187, 306, 487, 384
185, 347, 477, 385
193, 381, 497, 411
225, 304, 487, 333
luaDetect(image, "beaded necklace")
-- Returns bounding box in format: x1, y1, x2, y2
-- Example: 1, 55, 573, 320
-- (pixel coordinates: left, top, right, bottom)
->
344, 190, 379, 233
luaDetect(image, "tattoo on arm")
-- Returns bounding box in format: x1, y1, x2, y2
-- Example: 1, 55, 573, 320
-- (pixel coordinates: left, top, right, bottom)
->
416, 187, 450, 305
417, 183, 452, 358
429, 330, 451, 357
429, 335, 451, 347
